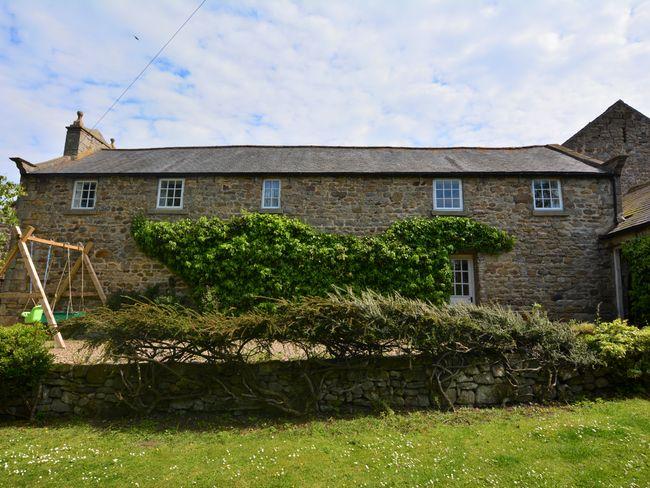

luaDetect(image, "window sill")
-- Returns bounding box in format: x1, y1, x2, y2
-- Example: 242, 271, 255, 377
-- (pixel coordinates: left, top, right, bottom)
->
431, 210, 468, 216
531, 210, 570, 217
147, 208, 189, 215
63, 209, 99, 216
259, 208, 283, 214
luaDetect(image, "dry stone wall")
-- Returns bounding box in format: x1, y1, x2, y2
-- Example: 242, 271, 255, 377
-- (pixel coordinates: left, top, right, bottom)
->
2, 357, 618, 418
1, 173, 617, 322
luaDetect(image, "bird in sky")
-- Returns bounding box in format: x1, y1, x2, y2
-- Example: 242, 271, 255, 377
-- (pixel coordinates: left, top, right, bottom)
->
134, 35, 140, 41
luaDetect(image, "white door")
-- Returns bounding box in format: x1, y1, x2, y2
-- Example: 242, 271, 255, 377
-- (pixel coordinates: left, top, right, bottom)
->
450, 257, 475, 304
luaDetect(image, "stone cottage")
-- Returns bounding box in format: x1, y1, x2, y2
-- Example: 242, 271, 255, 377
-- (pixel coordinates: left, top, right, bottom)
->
2, 104, 646, 323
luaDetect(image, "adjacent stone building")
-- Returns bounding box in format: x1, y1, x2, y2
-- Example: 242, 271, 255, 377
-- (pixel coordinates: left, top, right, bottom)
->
1, 106, 642, 323
565, 100, 650, 319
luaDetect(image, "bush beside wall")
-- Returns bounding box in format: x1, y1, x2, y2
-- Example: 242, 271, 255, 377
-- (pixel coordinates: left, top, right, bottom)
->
0, 324, 53, 418
576, 318, 650, 379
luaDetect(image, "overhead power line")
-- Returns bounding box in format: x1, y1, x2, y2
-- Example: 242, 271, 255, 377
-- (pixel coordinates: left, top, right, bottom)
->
92, 0, 208, 129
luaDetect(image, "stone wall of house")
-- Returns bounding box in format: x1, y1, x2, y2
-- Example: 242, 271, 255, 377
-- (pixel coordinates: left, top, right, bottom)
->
0, 173, 617, 322
2, 357, 619, 418
564, 101, 650, 194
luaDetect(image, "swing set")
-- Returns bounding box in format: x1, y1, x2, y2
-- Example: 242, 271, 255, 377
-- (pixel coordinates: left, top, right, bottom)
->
0, 226, 106, 349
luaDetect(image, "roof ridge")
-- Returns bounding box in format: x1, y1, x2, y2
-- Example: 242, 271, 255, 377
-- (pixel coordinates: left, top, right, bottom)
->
105, 144, 551, 152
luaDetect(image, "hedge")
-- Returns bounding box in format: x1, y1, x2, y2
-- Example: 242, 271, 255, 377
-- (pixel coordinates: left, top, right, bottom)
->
69, 291, 596, 368
69, 291, 650, 378
131, 213, 514, 312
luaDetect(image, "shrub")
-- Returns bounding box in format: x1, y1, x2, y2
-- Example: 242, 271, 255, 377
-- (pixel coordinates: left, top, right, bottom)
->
68, 290, 592, 368
131, 213, 514, 312
67, 301, 276, 364
575, 318, 650, 379
271, 290, 593, 365
0, 324, 53, 417
71, 294, 650, 379
621, 235, 650, 326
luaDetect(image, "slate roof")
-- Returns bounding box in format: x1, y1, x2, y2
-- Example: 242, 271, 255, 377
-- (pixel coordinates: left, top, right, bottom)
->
607, 182, 650, 237
18, 144, 610, 177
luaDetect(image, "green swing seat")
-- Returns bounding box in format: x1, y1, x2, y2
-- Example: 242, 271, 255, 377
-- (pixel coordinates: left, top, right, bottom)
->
40, 311, 86, 323
20, 305, 86, 324
21, 305, 43, 324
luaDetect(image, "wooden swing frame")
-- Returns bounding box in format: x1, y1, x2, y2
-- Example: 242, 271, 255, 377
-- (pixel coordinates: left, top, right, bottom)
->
0, 226, 107, 349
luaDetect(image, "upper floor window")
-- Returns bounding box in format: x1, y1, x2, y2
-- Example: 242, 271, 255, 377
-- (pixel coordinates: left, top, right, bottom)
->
433, 179, 463, 211
71, 180, 97, 209
262, 179, 281, 209
532, 179, 562, 210
157, 179, 184, 209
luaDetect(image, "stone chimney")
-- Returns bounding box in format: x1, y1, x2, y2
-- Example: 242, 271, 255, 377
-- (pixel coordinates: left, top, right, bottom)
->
63, 111, 112, 158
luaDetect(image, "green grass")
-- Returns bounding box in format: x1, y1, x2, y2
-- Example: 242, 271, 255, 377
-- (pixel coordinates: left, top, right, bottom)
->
1, 398, 649, 487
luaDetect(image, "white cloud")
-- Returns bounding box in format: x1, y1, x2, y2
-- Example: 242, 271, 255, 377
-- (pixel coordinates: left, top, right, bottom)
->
0, 0, 649, 181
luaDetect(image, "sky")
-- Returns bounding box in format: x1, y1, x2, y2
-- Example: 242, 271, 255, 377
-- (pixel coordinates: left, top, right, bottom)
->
0, 0, 649, 181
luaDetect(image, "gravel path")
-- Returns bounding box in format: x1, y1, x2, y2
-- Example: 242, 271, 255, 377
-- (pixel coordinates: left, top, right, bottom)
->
47, 340, 307, 364
47, 340, 108, 364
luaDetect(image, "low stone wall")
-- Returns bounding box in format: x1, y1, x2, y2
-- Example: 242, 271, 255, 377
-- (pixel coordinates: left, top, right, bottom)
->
4, 356, 617, 418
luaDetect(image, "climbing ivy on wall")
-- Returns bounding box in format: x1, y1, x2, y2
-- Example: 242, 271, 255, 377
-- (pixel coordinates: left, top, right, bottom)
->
622, 235, 650, 326
131, 213, 514, 312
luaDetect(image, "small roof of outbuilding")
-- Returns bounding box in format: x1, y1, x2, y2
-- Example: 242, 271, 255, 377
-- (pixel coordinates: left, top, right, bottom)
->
15, 144, 611, 177
607, 182, 650, 237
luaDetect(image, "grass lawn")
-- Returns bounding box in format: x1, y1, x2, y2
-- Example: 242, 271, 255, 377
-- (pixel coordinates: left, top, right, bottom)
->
0, 398, 648, 487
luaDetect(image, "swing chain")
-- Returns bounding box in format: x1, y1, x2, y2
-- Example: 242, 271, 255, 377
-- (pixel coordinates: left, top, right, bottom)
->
66, 246, 73, 316
42, 245, 52, 289
80, 243, 85, 310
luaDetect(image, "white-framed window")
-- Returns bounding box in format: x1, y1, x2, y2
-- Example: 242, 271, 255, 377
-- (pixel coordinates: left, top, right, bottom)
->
157, 178, 185, 209
71, 180, 97, 209
433, 179, 463, 211
532, 179, 563, 210
261, 179, 281, 209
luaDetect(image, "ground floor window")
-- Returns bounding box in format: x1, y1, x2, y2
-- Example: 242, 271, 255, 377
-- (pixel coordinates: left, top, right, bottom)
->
450, 256, 475, 304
